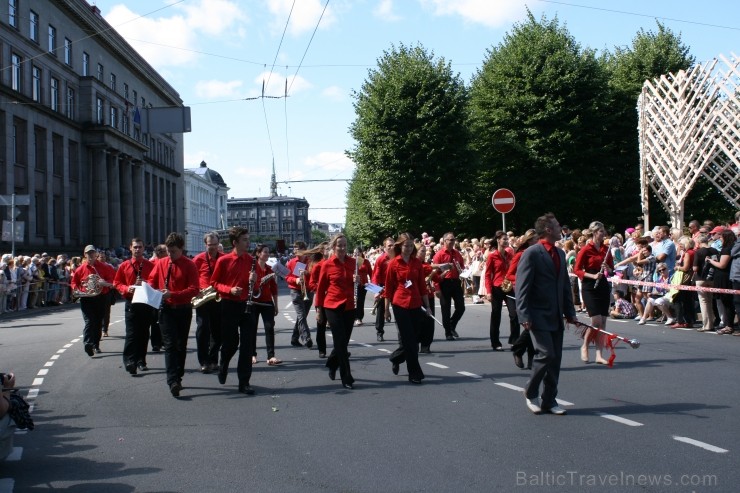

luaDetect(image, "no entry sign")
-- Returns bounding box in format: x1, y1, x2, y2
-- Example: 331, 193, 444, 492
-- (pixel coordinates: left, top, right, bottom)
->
492, 188, 515, 214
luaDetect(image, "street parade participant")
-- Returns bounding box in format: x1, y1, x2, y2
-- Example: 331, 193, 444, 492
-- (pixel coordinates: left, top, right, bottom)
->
485, 230, 519, 351
192, 232, 223, 373
309, 242, 331, 358
371, 237, 395, 341
250, 244, 280, 365
71, 245, 115, 357
432, 232, 467, 340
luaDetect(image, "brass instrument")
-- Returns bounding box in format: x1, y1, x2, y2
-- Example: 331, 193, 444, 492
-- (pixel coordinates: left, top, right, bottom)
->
73, 274, 102, 298
300, 269, 309, 301
192, 286, 221, 308
253, 272, 276, 299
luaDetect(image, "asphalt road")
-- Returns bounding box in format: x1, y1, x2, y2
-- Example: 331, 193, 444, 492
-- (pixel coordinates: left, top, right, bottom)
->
1, 292, 738, 492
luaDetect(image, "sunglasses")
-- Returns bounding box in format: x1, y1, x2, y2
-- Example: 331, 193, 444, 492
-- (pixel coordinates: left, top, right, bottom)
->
658, 268, 666, 272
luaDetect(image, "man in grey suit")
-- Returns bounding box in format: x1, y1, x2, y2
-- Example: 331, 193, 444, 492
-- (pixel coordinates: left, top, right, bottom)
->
516, 213, 578, 415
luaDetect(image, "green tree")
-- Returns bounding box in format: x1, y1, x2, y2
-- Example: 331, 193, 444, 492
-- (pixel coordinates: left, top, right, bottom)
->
310, 229, 329, 245
468, 12, 611, 232
346, 43, 471, 245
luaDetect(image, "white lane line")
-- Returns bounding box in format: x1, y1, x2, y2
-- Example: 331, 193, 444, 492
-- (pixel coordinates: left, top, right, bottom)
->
27, 389, 39, 399
377, 348, 391, 353
495, 382, 524, 391
44, 361, 54, 367
284, 302, 292, 310
37, 369, 49, 376
457, 371, 482, 379
71, 338, 80, 342
597, 412, 643, 427
56, 349, 66, 354
426, 362, 449, 369
4, 447, 22, 461
556, 398, 574, 406
63, 344, 73, 348
31, 378, 43, 387
360, 344, 374, 348
50, 355, 60, 360
673, 436, 728, 453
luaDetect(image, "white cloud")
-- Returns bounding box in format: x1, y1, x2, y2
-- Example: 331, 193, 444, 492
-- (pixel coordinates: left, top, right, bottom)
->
304, 151, 355, 172
194, 80, 244, 99
321, 86, 346, 101
179, 0, 248, 35
419, 0, 527, 27
375, 0, 402, 21
266, 0, 336, 36
251, 71, 312, 98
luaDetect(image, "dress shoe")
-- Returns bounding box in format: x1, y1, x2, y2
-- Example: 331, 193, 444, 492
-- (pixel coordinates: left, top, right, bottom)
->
492, 346, 504, 351
238, 384, 255, 395
137, 362, 149, 372
152, 346, 161, 352
209, 362, 220, 372
419, 345, 431, 354
342, 383, 353, 390
94, 347, 102, 354
305, 338, 313, 349
319, 352, 326, 358
377, 333, 384, 342
200, 365, 210, 373
409, 378, 422, 385
542, 405, 567, 415
125, 364, 137, 375
169, 382, 182, 397
451, 330, 460, 338
354, 320, 362, 326
218, 366, 227, 384
445, 335, 455, 341
513, 353, 524, 369
328, 367, 337, 380
526, 355, 533, 370
103, 331, 109, 337
84, 344, 94, 357
525, 396, 542, 414
290, 339, 302, 347
392, 363, 399, 375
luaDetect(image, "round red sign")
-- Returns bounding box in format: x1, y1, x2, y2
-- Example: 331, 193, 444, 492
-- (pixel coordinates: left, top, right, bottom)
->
492, 188, 515, 214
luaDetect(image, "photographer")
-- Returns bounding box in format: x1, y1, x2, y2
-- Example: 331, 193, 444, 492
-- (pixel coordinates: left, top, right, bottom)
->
1, 372, 17, 460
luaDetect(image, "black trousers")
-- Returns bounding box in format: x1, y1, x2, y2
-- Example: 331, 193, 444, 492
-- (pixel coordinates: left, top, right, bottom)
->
355, 286, 367, 322
290, 289, 313, 343
159, 305, 193, 386
315, 311, 327, 354
251, 302, 276, 359
490, 286, 520, 347
80, 295, 106, 351
419, 296, 435, 347
150, 310, 163, 350
388, 305, 425, 381
220, 300, 256, 385
325, 307, 354, 386
374, 292, 387, 335
122, 300, 154, 368
439, 279, 465, 335
195, 300, 222, 366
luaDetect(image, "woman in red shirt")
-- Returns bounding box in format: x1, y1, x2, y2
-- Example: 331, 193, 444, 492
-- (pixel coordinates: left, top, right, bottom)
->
250, 244, 280, 366
574, 221, 614, 365
507, 229, 538, 369
385, 233, 431, 384
418, 242, 440, 354
353, 247, 372, 327
485, 231, 519, 351
315, 234, 357, 389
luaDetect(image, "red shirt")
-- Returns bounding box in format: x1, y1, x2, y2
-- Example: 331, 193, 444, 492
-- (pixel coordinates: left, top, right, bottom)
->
210, 251, 255, 302
193, 251, 222, 290
309, 259, 324, 292
574, 241, 613, 280
71, 260, 115, 295
432, 248, 465, 280
505, 251, 524, 288
485, 248, 512, 292
285, 256, 307, 291
147, 255, 199, 306
384, 255, 427, 309
315, 255, 356, 311
371, 252, 390, 286
113, 257, 154, 300
358, 258, 372, 286
253, 262, 278, 303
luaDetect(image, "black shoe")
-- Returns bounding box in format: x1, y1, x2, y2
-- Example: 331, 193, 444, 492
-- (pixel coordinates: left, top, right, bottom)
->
125, 364, 137, 375
84, 344, 94, 357
103, 331, 109, 337
377, 333, 384, 342
94, 346, 102, 354
446, 335, 455, 341
290, 339, 302, 347
305, 338, 313, 349
419, 345, 431, 354
319, 352, 326, 358
342, 383, 353, 390
218, 366, 227, 385
526, 355, 533, 370
137, 362, 149, 372
152, 346, 161, 353
329, 368, 337, 381
513, 353, 524, 369
238, 384, 255, 395
200, 365, 210, 374
451, 330, 460, 338
392, 363, 399, 375
169, 382, 182, 397
409, 378, 422, 385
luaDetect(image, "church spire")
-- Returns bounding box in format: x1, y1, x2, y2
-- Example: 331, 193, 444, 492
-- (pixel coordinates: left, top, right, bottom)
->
270, 158, 277, 198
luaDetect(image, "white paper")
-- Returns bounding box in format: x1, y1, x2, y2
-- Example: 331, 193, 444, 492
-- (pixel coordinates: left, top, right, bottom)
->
459, 267, 473, 279
292, 261, 307, 276
132, 281, 163, 309
271, 262, 290, 278
364, 282, 384, 294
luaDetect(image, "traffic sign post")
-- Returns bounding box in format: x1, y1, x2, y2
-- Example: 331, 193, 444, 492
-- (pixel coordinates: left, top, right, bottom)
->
0, 193, 30, 257
492, 188, 515, 231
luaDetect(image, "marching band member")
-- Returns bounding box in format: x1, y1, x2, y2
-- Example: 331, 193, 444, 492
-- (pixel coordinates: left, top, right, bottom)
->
432, 232, 467, 340
148, 244, 168, 353
507, 230, 538, 369
192, 232, 223, 373
210, 226, 258, 395
309, 243, 331, 358
485, 231, 519, 351
385, 233, 431, 384
148, 233, 199, 397
315, 234, 357, 390
285, 242, 315, 348
113, 238, 155, 375
250, 244, 280, 366
353, 247, 372, 327
418, 242, 440, 353
71, 245, 115, 357
372, 237, 395, 342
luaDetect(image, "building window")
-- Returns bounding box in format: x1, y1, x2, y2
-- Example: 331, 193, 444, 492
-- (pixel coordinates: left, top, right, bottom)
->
34, 126, 46, 172
53, 195, 63, 237
68, 140, 79, 181
30, 10, 39, 41
64, 38, 72, 65
123, 83, 129, 100
284, 221, 292, 231
35, 192, 47, 236
65, 86, 75, 119
52, 133, 63, 176
32, 66, 41, 102
48, 25, 56, 54
297, 220, 303, 229
11, 53, 21, 91
122, 115, 129, 135
50, 77, 59, 111
82, 52, 89, 76
96, 97, 103, 124
9, 0, 17, 28
110, 106, 118, 129
96, 63, 103, 81
109, 73, 116, 91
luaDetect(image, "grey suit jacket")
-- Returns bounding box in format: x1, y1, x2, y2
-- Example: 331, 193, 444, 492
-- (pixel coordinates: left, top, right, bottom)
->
515, 243, 576, 331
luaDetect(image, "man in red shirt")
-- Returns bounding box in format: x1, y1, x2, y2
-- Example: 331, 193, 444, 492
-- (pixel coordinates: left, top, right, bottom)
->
148, 233, 199, 397
285, 242, 313, 347
432, 232, 467, 340
70, 245, 115, 357
372, 237, 395, 341
211, 226, 258, 395
113, 237, 155, 375
192, 232, 223, 373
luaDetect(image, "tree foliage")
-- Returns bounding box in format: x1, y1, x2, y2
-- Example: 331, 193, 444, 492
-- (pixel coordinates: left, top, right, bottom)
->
345, 44, 471, 245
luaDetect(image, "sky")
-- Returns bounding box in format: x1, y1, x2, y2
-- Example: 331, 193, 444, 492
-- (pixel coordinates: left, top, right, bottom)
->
90, 0, 740, 225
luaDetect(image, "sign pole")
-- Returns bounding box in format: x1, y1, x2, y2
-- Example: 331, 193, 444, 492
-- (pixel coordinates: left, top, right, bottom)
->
502, 213, 506, 233
11, 193, 15, 258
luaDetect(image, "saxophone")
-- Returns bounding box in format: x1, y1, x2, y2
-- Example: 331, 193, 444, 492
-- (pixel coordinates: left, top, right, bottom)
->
191, 286, 221, 308
252, 273, 276, 299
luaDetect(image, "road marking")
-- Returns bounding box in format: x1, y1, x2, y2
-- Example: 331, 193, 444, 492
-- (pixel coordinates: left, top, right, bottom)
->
4, 448, 22, 461
673, 436, 728, 453
597, 412, 643, 427
377, 348, 391, 353
556, 398, 574, 406
426, 362, 449, 369
37, 369, 49, 376
71, 338, 80, 342
0, 478, 15, 492
27, 389, 39, 399
63, 344, 73, 348
457, 371, 482, 379
56, 349, 66, 354
50, 355, 59, 360
360, 343, 374, 348
43, 361, 54, 367
495, 382, 524, 391
31, 378, 43, 386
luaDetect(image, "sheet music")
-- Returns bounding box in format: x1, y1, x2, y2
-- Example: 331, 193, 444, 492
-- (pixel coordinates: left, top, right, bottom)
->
292, 261, 307, 276
364, 282, 384, 294
132, 281, 163, 309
